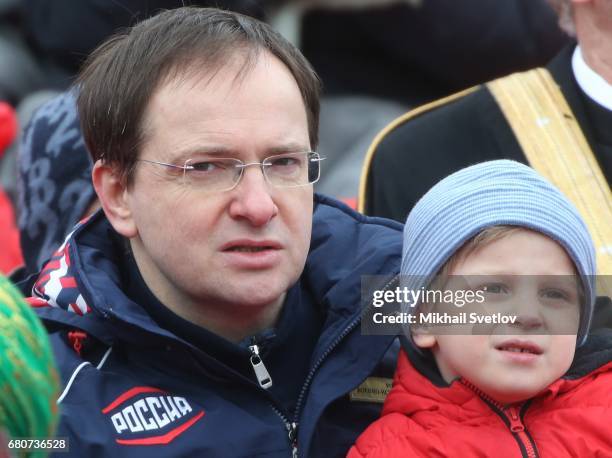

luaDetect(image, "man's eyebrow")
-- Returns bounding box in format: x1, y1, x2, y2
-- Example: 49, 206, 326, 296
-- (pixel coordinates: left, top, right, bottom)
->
170, 143, 312, 162
266, 143, 312, 155
170, 146, 234, 162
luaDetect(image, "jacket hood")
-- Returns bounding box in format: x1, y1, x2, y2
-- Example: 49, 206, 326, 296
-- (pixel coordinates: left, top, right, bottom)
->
27, 193, 403, 348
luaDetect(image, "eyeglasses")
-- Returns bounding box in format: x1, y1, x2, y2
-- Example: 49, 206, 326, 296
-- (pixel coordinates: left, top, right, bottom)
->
138, 151, 324, 193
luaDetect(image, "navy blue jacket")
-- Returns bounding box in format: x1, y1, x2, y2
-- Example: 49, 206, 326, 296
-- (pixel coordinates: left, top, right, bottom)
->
28, 194, 402, 457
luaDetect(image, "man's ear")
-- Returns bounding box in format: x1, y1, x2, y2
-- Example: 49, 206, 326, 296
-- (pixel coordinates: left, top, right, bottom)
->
92, 160, 137, 238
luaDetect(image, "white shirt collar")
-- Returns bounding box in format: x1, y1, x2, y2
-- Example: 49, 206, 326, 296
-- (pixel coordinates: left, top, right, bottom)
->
572, 45, 612, 111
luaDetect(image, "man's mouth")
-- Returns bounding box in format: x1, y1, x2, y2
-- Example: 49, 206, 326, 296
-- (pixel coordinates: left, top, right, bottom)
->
226, 246, 274, 253
221, 240, 282, 253
219, 240, 283, 269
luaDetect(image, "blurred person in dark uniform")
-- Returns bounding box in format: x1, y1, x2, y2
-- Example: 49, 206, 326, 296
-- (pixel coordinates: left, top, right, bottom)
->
362, 0, 610, 222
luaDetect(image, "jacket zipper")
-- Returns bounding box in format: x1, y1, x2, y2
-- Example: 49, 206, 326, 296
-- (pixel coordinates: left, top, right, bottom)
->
265, 314, 361, 458
249, 338, 297, 456
285, 274, 399, 457
270, 405, 298, 458
507, 405, 537, 458
248, 344, 273, 389
249, 274, 398, 457
247, 337, 302, 457
460, 379, 539, 458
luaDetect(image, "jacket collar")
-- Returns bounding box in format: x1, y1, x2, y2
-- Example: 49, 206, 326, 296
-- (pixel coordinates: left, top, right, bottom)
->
390, 330, 612, 417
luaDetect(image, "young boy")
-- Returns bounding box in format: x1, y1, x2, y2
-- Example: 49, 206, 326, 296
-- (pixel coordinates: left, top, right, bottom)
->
350, 160, 612, 457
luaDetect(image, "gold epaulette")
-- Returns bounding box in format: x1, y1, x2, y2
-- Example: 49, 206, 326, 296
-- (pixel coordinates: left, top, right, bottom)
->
488, 68, 611, 295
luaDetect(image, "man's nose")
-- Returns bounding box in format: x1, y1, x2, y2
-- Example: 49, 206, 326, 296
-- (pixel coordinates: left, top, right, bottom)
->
228, 166, 278, 226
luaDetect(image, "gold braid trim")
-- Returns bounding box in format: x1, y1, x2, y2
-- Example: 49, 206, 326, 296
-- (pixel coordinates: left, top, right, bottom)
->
488, 68, 612, 296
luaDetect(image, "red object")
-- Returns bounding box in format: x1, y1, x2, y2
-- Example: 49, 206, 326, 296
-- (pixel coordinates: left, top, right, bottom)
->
349, 349, 612, 457
68, 330, 88, 356
0, 102, 18, 155
340, 197, 357, 210
0, 187, 23, 274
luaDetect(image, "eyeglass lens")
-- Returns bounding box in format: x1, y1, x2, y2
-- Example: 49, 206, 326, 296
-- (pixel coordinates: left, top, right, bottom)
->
183, 152, 320, 192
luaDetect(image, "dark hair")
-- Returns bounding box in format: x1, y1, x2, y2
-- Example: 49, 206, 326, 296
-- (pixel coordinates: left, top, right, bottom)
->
76, 7, 321, 183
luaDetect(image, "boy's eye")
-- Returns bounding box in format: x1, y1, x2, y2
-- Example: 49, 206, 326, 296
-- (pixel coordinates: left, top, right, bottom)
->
540, 288, 576, 304
542, 289, 565, 299
482, 283, 508, 294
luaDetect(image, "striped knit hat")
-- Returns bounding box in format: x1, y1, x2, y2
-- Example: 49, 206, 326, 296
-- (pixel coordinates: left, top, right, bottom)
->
400, 160, 596, 345
0, 275, 59, 456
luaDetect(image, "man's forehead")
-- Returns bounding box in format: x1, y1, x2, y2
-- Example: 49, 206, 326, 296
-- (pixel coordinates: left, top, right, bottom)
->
137, 51, 309, 162
167, 48, 257, 87
150, 48, 290, 101
141, 49, 299, 126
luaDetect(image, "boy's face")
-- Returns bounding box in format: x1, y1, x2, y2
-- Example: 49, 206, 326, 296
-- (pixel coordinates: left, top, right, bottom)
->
413, 229, 580, 405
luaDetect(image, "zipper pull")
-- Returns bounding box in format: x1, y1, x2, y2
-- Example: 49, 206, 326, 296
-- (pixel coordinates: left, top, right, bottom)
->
507, 406, 524, 432
249, 344, 273, 389
287, 421, 298, 458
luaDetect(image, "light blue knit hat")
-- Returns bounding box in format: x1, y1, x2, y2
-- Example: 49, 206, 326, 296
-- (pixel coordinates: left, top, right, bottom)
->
400, 160, 596, 345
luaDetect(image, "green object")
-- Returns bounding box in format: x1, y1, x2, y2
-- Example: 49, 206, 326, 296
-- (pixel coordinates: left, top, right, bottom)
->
0, 275, 59, 457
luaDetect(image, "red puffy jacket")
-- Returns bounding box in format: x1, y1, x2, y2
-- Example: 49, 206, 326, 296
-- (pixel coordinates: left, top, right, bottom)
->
349, 334, 612, 457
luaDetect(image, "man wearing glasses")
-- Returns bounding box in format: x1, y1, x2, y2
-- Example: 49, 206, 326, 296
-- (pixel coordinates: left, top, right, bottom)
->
26, 7, 402, 457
